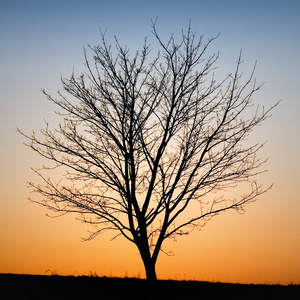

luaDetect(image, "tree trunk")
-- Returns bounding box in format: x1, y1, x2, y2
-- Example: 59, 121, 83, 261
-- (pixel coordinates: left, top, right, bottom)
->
136, 238, 158, 280
143, 257, 157, 281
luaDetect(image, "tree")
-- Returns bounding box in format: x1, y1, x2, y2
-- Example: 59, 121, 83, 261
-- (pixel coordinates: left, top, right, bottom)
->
19, 23, 278, 281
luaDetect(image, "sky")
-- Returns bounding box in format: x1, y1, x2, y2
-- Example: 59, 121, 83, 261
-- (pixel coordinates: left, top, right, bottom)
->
0, 0, 300, 284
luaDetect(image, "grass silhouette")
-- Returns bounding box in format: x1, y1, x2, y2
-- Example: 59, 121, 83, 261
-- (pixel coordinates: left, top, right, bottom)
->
0, 273, 299, 299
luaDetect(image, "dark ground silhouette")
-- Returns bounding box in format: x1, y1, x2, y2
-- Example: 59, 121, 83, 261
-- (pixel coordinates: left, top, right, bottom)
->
0, 273, 299, 299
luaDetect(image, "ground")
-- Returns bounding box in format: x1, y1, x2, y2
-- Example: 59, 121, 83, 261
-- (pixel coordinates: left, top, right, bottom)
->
0, 273, 298, 299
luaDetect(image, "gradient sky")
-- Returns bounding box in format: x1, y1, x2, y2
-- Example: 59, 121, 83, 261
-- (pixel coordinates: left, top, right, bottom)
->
1, 0, 299, 284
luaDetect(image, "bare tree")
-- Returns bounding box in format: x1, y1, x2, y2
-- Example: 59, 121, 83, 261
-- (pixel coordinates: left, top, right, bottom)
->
19, 23, 278, 280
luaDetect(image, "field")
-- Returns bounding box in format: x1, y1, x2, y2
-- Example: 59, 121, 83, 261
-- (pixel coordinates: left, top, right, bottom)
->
1, 273, 299, 299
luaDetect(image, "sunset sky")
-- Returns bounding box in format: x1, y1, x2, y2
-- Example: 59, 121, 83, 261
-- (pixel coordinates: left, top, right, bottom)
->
1, 0, 299, 284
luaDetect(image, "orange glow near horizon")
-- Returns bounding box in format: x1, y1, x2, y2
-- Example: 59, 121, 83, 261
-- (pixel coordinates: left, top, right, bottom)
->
1, 180, 299, 285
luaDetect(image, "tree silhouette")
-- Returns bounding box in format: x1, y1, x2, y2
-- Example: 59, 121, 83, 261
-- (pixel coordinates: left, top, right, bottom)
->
19, 23, 278, 280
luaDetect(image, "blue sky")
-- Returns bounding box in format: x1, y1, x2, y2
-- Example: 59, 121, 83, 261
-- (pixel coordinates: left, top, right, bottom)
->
1, 0, 300, 282
1, 0, 299, 166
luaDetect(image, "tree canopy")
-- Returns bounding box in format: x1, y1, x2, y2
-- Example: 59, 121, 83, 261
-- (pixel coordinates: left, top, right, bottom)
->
19, 23, 278, 280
